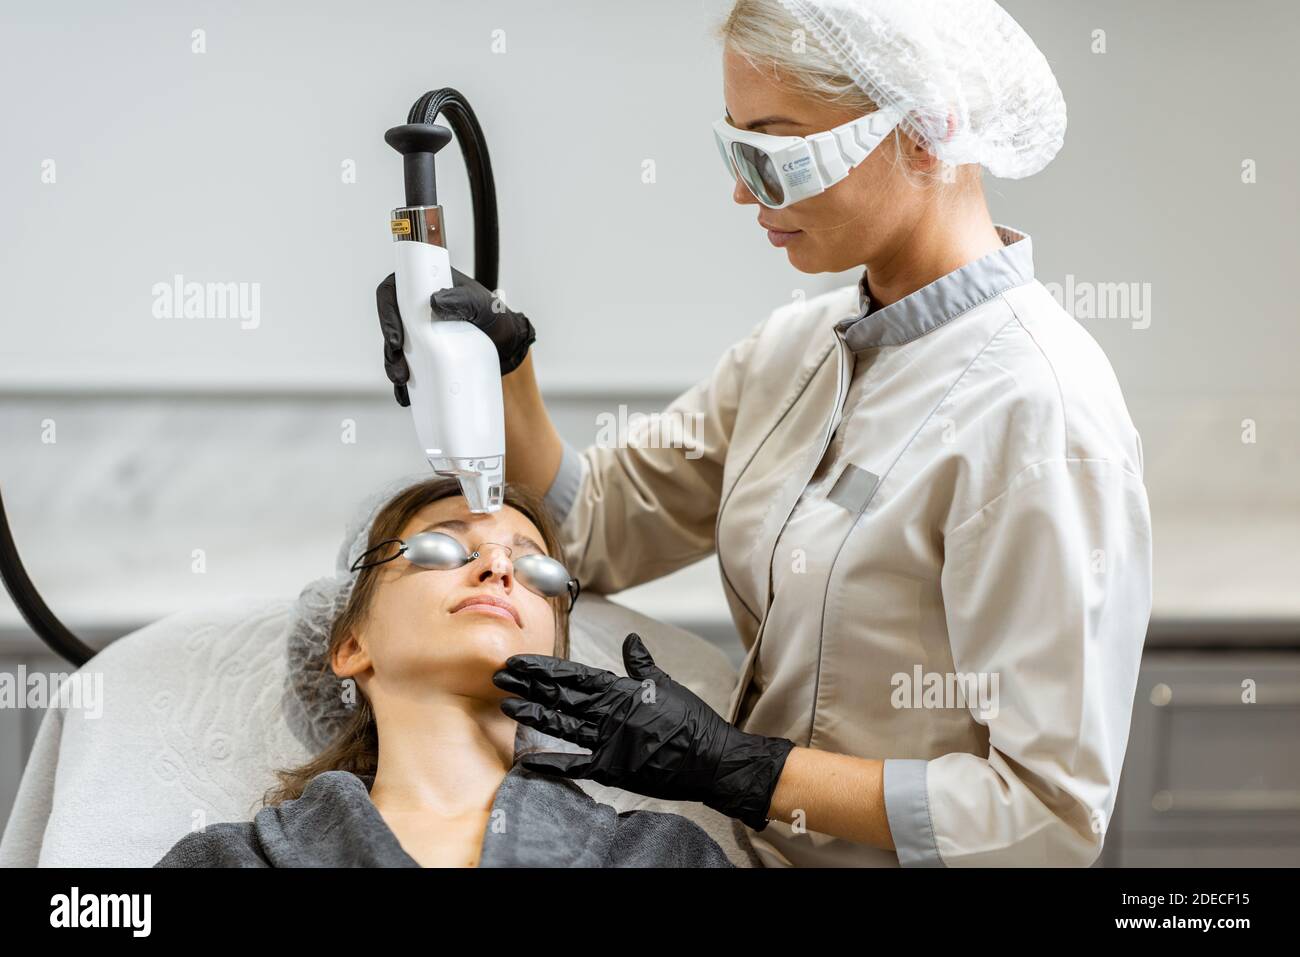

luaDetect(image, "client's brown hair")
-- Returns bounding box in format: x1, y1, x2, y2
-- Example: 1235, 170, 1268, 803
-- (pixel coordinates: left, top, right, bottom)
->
265, 478, 571, 806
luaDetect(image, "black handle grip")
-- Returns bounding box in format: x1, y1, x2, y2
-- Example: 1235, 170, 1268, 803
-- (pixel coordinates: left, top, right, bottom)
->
384, 122, 453, 208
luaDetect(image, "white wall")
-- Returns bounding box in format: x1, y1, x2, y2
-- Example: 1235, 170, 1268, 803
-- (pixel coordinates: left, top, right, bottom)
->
0, 0, 834, 394
3, 0, 1297, 399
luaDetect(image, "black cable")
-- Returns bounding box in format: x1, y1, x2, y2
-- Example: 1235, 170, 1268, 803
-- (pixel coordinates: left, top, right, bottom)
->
0, 488, 97, 665
408, 88, 499, 291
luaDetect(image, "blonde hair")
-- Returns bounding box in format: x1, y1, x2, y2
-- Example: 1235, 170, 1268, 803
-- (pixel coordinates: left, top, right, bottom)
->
714, 0, 980, 199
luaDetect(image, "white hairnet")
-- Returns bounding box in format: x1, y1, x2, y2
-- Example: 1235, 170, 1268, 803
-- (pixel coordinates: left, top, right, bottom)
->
775, 0, 1067, 178
281, 472, 578, 759
282, 471, 429, 753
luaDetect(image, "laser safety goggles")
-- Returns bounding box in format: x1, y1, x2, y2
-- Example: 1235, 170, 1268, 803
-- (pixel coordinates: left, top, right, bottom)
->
712, 106, 904, 209
351, 531, 581, 612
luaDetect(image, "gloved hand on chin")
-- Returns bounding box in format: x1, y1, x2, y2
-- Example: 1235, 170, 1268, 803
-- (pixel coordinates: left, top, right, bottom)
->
492, 633, 796, 832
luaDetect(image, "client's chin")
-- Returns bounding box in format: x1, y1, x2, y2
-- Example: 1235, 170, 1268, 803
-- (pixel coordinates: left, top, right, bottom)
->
436, 621, 551, 696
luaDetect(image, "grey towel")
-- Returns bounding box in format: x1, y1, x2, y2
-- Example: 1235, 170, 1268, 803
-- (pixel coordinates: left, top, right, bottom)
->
154, 765, 735, 868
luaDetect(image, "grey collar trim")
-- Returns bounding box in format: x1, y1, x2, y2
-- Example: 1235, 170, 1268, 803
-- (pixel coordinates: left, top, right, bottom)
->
834, 224, 1034, 351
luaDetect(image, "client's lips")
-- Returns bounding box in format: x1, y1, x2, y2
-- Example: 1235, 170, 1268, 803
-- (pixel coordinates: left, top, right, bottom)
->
451, 594, 521, 627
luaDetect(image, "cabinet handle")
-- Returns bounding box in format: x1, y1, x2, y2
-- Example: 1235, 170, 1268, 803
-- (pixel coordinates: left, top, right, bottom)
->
1149, 683, 1300, 707
1152, 790, 1300, 813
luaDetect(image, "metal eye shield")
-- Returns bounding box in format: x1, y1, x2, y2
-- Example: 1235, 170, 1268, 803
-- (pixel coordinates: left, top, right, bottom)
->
350, 530, 580, 612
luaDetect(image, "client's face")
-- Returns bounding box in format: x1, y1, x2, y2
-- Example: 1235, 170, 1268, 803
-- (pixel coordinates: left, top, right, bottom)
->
339, 497, 558, 702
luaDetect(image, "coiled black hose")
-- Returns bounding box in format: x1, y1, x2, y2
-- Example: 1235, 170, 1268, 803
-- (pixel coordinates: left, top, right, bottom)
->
408, 88, 499, 291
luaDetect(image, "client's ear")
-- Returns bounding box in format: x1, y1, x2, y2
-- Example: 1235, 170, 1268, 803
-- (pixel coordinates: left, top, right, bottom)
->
331, 629, 371, 679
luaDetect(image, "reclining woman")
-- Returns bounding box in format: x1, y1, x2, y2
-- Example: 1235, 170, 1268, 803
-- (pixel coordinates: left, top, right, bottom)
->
155, 477, 739, 867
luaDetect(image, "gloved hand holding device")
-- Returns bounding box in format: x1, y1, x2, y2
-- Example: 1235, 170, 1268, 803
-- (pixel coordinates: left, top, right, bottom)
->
376, 266, 537, 407
492, 633, 796, 831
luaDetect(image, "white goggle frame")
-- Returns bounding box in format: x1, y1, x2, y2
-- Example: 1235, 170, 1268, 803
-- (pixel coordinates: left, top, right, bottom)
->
713, 107, 904, 210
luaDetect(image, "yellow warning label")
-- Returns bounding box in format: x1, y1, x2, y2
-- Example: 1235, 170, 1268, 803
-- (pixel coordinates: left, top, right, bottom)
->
390, 219, 411, 236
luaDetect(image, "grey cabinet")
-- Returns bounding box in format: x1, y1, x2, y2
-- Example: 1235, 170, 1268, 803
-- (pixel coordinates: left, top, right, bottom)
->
1113, 650, 1300, 866
0, 652, 67, 833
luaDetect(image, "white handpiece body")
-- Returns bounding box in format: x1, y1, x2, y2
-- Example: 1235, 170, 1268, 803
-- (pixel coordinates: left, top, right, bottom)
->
392, 239, 505, 513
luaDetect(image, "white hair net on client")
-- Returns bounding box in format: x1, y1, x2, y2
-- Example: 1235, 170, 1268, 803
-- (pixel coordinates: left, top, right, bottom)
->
281, 471, 578, 758
775, 0, 1067, 179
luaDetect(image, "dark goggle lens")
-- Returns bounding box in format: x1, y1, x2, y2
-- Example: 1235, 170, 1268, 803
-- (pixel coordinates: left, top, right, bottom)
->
731, 142, 784, 206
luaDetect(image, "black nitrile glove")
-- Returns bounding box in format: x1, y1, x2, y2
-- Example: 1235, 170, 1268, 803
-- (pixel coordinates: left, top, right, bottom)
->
375, 272, 412, 407
493, 633, 796, 832
375, 267, 537, 407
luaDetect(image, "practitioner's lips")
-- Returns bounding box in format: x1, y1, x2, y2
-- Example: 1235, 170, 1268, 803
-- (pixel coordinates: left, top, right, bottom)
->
760, 216, 802, 247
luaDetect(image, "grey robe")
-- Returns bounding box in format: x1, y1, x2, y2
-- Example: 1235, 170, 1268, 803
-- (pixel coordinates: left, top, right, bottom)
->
154, 765, 737, 868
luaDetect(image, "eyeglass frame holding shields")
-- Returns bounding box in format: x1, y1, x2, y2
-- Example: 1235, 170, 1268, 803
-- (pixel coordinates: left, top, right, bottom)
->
350, 531, 581, 612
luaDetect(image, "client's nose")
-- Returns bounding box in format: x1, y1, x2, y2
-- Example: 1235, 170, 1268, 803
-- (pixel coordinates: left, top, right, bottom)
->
474, 544, 514, 590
